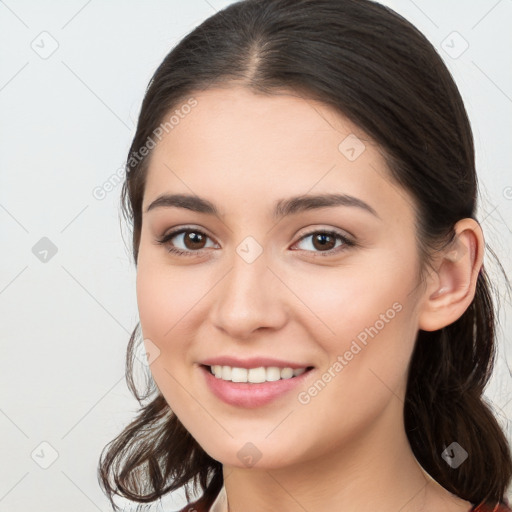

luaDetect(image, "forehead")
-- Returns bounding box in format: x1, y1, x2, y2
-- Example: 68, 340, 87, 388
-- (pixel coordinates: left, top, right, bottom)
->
143, 86, 415, 223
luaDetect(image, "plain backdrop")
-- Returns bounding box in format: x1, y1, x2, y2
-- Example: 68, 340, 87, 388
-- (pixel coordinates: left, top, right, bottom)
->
0, 1, 511, 511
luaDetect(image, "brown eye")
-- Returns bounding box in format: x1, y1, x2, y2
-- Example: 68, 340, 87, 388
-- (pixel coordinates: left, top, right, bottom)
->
293, 229, 355, 257
182, 230, 207, 250
311, 233, 336, 251
156, 227, 217, 257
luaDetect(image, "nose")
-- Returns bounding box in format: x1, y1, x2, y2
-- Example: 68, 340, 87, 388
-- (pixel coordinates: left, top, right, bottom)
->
209, 247, 288, 340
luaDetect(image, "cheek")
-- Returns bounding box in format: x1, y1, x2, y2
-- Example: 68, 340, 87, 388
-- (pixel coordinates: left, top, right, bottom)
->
290, 284, 416, 456
135, 257, 213, 392
289, 263, 407, 339
136, 265, 171, 339
135, 255, 203, 340
135, 262, 196, 412
294, 263, 418, 389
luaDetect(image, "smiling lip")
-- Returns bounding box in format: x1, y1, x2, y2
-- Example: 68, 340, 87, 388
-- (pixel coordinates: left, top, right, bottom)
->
199, 362, 315, 408
199, 356, 312, 369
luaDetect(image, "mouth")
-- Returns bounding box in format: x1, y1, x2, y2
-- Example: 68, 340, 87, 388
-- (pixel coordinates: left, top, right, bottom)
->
200, 363, 315, 408
201, 364, 315, 383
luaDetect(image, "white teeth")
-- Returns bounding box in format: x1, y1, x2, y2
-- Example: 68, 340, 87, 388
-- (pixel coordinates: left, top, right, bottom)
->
231, 367, 247, 382
210, 365, 309, 383
248, 367, 267, 383
266, 367, 281, 381
280, 367, 294, 379
221, 365, 231, 380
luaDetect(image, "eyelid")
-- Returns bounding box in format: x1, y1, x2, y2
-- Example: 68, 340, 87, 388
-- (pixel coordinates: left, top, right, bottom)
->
156, 225, 219, 251
159, 224, 352, 242
160, 224, 214, 239
156, 225, 356, 257
295, 225, 354, 242
291, 227, 355, 255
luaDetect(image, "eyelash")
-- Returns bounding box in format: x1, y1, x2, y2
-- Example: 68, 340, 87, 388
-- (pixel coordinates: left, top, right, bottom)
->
155, 226, 356, 258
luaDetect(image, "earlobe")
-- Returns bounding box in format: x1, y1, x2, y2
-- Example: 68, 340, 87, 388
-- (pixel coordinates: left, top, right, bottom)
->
418, 218, 484, 332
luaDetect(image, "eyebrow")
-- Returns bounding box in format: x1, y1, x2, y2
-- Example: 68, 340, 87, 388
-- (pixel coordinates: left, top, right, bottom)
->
144, 192, 380, 219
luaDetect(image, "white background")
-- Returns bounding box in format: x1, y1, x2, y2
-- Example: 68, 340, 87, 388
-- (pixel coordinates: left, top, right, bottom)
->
0, 0, 511, 510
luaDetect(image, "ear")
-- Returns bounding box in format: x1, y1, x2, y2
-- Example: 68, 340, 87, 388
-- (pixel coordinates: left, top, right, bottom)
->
418, 218, 484, 332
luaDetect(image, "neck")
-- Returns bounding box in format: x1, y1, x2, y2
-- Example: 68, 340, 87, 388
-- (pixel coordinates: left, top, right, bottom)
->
221, 396, 463, 512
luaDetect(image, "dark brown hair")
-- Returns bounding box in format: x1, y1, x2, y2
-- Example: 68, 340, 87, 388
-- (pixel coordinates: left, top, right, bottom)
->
98, 0, 512, 510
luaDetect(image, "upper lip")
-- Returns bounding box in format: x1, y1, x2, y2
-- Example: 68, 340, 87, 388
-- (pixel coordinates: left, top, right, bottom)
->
200, 356, 314, 370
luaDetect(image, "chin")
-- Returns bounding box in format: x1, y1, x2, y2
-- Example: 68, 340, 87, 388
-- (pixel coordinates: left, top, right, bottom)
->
196, 436, 302, 470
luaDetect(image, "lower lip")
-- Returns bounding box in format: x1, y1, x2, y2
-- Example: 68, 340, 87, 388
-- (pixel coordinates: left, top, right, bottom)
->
200, 365, 314, 408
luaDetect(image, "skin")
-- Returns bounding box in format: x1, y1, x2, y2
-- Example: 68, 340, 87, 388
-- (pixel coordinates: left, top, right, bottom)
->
136, 86, 484, 512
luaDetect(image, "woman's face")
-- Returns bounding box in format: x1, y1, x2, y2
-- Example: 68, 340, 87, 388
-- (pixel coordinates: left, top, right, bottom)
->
136, 86, 428, 469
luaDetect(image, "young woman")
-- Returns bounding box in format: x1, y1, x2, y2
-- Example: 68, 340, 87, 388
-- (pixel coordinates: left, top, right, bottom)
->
98, 1, 512, 511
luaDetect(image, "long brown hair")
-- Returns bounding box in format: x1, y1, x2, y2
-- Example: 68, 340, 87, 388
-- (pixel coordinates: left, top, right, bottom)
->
98, 0, 512, 510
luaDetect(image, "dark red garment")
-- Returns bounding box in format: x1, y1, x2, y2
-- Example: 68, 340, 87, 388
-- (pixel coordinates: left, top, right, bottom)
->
177, 495, 512, 512
472, 503, 512, 512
